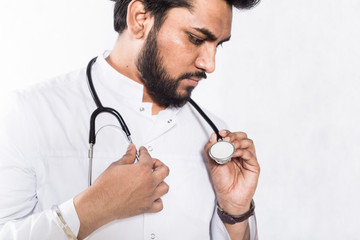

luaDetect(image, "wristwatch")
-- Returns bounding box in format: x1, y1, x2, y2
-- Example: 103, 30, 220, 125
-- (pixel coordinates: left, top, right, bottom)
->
217, 199, 255, 224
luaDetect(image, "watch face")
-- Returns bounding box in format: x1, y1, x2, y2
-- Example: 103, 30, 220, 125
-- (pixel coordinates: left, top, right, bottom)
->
208, 141, 235, 164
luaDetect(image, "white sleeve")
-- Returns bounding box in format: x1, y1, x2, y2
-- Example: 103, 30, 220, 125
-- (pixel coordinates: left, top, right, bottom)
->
0, 92, 80, 239
0, 200, 80, 240
210, 207, 259, 240
210, 207, 231, 240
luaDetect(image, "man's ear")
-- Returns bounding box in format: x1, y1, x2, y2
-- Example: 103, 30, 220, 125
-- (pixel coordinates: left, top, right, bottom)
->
126, 0, 151, 39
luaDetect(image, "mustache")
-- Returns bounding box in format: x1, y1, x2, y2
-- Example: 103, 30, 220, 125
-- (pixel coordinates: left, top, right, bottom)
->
178, 71, 207, 81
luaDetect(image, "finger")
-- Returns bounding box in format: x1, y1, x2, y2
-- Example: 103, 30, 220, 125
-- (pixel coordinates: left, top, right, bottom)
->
219, 130, 231, 138
232, 138, 256, 154
204, 133, 217, 152
152, 159, 170, 184
233, 149, 258, 166
233, 148, 253, 160
138, 146, 152, 167
147, 198, 164, 213
117, 143, 137, 165
227, 132, 248, 142
219, 130, 248, 143
153, 181, 170, 200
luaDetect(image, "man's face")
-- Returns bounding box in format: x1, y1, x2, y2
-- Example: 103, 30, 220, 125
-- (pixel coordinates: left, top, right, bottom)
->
137, 0, 233, 107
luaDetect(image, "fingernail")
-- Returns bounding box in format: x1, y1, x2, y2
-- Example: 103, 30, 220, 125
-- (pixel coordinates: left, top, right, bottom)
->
210, 133, 216, 142
220, 130, 227, 135
224, 137, 230, 142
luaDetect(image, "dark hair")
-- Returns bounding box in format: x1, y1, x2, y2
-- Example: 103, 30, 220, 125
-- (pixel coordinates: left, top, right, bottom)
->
110, 0, 260, 34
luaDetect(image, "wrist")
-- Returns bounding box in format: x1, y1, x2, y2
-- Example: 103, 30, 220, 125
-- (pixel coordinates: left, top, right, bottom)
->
217, 199, 255, 225
217, 198, 252, 216
74, 188, 113, 239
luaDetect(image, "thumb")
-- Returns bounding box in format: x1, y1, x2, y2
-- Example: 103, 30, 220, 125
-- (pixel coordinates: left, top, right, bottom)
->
204, 133, 217, 152
117, 143, 137, 165
204, 133, 218, 167
137, 146, 152, 168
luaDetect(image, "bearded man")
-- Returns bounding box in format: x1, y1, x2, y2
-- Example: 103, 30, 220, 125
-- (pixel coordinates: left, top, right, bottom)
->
0, 0, 261, 239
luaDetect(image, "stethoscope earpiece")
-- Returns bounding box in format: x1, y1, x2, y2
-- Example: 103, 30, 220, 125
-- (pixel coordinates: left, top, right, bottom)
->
208, 140, 235, 164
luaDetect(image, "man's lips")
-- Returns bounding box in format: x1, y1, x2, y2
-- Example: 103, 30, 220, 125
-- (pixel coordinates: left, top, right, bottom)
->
185, 77, 202, 86
189, 77, 203, 81
179, 72, 206, 87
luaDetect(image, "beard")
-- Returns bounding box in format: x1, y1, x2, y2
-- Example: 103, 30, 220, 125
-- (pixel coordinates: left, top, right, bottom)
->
136, 28, 207, 108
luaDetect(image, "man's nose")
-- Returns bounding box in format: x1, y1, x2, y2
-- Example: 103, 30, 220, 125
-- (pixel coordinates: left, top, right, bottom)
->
195, 44, 216, 73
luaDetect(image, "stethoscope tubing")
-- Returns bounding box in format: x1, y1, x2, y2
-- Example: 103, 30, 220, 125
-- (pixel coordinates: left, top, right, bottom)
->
86, 57, 226, 186
188, 98, 222, 141
86, 57, 132, 144
86, 57, 222, 144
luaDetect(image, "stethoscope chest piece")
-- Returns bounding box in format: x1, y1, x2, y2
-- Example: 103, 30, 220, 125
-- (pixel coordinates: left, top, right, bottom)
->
85, 58, 232, 185
209, 141, 235, 164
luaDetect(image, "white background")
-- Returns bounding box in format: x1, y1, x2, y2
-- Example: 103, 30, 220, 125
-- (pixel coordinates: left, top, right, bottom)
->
1, 0, 360, 239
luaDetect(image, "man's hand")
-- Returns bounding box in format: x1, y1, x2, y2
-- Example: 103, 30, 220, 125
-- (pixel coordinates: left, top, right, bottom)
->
205, 130, 260, 239
74, 144, 170, 239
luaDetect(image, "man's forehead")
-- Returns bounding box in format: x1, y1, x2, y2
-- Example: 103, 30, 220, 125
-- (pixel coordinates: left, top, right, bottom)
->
167, 0, 233, 39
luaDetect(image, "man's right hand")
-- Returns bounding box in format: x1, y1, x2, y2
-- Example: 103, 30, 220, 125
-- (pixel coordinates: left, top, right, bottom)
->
74, 144, 170, 239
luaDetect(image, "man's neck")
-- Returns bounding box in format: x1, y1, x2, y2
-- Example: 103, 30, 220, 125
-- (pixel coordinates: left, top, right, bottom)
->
106, 52, 165, 116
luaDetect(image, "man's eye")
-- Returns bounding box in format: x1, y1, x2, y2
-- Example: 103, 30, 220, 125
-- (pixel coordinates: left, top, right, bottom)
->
189, 34, 205, 46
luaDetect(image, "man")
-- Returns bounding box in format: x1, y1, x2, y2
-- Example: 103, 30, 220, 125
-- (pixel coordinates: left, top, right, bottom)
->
0, 0, 260, 239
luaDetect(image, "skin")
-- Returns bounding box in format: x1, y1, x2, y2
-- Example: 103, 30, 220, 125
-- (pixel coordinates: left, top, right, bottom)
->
205, 131, 260, 239
75, 0, 260, 239
74, 145, 170, 239
107, 0, 232, 114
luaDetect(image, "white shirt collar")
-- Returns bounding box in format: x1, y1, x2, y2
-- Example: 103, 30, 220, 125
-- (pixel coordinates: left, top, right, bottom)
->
92, 50, 145, 104
91, 50, 182, 117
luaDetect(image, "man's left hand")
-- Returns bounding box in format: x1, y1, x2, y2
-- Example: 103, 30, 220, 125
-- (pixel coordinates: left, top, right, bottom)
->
205, 130, 260, 215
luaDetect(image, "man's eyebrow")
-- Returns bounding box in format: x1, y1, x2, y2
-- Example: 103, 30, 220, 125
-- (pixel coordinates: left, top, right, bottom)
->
218, 35, 231, 46
193, 27, 217, 41
192, 27, 231, 44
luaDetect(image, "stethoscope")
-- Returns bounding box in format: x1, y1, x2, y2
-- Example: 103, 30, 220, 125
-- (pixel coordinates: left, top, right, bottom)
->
86, 57, 235, 186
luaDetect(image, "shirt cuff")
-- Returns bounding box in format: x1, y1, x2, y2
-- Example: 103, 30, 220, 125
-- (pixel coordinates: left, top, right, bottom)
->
211, 206, 231, 240
211, 207, 259, 240
58, 198, 80, 237
248, 214, 258, 240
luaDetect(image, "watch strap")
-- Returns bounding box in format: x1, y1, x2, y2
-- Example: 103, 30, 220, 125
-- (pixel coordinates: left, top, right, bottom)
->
217, 199, 255, 224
